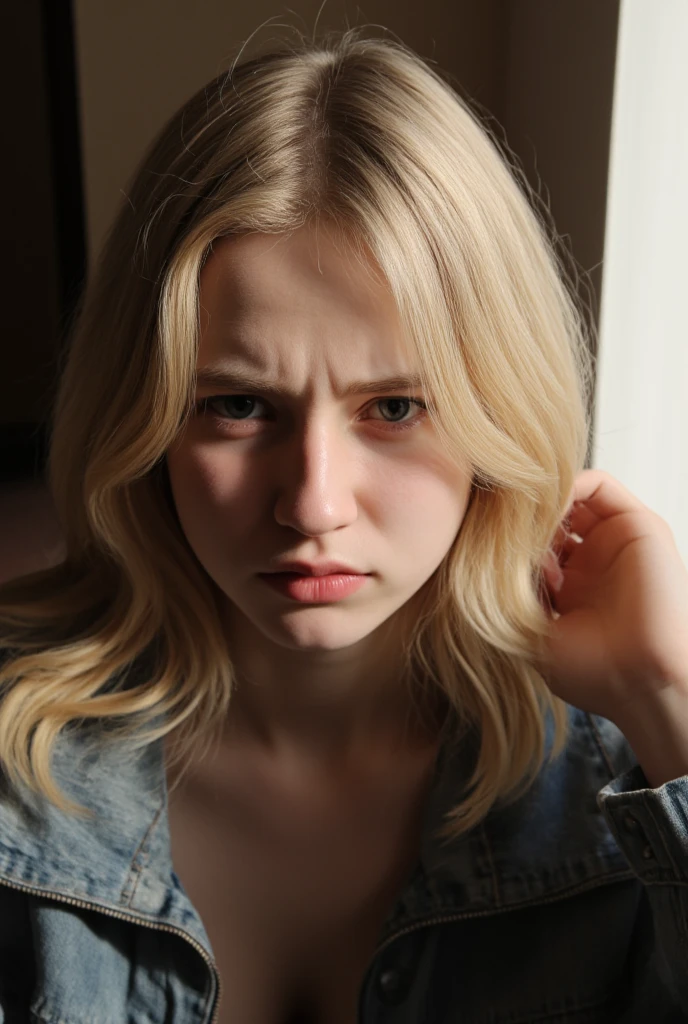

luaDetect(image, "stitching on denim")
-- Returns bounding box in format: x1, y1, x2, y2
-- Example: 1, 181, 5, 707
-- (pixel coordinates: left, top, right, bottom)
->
632, 785, 688, 958
643, 797, 683, 877
121, 798, 164, 908
586, 713, 616, 779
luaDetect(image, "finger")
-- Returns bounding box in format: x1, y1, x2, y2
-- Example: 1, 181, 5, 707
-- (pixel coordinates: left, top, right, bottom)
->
551, 468, 643, 558
568, 469, 648, 522
551, 510, 584, 555
563, 501, 598, 541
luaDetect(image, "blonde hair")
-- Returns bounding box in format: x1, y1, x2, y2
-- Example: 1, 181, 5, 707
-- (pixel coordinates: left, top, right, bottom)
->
0, 26, 594, 843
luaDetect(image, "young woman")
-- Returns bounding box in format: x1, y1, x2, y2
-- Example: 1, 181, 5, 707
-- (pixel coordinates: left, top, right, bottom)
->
1, 26, 687, 1024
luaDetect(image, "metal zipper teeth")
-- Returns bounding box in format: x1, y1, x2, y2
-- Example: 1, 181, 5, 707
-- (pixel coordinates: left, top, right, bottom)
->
356, 866, 636, 1022
0, 875, 222, 1024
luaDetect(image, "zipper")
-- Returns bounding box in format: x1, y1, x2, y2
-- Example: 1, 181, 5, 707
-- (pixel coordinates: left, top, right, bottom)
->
356, 867, 636, 1022
0, 875, 223, 1023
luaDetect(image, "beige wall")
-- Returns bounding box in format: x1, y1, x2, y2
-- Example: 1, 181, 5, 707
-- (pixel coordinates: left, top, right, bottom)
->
504, 0, 620, 354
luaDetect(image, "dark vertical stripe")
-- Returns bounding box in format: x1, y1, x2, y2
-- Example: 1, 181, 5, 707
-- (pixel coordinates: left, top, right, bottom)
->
38, 0, 87, 342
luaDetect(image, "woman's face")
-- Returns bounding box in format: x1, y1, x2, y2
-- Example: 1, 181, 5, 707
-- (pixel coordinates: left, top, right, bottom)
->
166, 223, 473, 655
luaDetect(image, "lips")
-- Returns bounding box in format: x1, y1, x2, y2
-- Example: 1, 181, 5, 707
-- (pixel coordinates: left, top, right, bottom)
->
259, 569, 370, 602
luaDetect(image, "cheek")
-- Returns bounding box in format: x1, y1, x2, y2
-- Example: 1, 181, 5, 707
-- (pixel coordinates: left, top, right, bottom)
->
374, 456, 471, 531
362, 460, 471, 588
166, 449, 266, 537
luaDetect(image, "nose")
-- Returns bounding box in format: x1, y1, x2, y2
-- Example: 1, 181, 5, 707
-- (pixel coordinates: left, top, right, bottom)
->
272, 414, 359, 536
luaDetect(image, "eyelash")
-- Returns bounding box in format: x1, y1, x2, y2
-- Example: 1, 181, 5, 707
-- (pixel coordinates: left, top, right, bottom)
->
194, 395, 429, 434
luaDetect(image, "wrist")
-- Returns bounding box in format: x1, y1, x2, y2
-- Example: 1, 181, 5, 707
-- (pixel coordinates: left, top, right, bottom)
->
611, 682, 688, 789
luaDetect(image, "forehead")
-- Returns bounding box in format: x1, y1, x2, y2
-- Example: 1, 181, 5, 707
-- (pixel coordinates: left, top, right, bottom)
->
200, 226, 399, 325
196, 225, 415, 370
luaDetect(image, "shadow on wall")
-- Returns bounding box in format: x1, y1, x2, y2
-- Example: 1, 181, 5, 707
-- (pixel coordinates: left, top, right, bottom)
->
0, 479, 67, 586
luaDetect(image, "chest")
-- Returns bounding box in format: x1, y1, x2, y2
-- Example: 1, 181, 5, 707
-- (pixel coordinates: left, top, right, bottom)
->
166, 746, 438, 1024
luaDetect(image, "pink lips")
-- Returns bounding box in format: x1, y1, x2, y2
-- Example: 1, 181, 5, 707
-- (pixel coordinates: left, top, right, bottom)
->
258, 571, 369, 603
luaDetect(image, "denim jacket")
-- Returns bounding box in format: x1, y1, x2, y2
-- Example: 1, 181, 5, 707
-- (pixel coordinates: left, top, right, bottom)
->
1, 697, 687, 1024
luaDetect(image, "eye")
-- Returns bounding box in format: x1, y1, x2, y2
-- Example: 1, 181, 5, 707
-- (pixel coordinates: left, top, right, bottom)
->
194, 395, 428, 433
202, 395, 264, 421
373, 397, 429, 430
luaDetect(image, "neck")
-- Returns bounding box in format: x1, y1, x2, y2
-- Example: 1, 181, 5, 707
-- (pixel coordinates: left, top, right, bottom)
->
220, 597, 446, 762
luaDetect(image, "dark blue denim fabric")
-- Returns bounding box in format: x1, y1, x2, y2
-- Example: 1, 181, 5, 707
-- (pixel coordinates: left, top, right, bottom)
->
0, 696, 687, 1023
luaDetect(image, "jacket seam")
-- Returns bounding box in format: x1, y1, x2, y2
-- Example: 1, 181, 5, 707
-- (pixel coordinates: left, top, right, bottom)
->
121, 797, 164, 909
585, 712, 617, 779
408, 867, 637, 921
641, 795, 683, 877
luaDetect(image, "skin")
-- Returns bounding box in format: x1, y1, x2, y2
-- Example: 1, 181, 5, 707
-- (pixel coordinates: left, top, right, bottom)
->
165, 220, 473, 781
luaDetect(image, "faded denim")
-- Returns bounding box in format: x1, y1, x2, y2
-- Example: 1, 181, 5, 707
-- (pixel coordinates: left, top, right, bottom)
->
1, 693, 687, 1023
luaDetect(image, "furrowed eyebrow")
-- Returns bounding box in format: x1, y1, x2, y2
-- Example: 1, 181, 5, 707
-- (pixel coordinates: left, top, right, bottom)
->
194, 367, 425, 397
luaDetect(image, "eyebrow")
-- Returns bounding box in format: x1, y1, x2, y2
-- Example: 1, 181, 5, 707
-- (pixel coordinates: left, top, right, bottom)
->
195, 367, 425, 397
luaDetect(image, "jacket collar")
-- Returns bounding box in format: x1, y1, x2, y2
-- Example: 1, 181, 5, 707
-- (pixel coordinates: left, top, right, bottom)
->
0, 703, 638, 958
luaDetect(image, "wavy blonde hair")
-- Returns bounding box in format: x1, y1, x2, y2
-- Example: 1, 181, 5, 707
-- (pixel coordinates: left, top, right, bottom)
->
0, 26, 594, 843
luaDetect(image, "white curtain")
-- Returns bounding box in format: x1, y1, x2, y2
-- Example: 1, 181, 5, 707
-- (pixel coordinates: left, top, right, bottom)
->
592, 0, 688, 563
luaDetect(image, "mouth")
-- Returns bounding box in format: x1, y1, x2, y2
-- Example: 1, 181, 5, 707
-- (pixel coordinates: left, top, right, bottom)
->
258, 570, 370, 602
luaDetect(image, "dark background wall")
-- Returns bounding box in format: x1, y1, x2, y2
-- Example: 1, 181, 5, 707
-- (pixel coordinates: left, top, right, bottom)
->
1, 2, 86, 483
